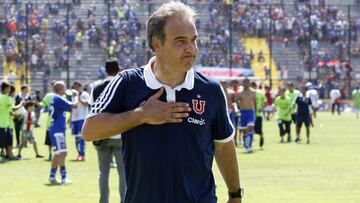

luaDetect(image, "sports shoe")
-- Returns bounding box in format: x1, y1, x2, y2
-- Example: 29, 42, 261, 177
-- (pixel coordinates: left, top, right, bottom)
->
36, 154, 44, 158
287, 136, 292, 143
79, 156, 85, 161
280, 137, 284, 143
17, 155, 22, 160
61, 178, 72, 184
49, 177, 60, 184
76, 156, 81, 161
110, 162, 117, 168
259, 136, 264, 147
307, 140, 310, 144
295, 137, 301, 143
244, 148, 253, 154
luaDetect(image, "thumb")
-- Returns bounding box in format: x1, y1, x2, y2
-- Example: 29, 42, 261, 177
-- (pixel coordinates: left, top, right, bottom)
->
149, 87, 164, 100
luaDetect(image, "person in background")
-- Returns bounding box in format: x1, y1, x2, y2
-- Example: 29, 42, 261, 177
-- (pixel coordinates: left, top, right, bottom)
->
40, 81, 56, 161
17, 101, 44, 159
70, 82, 89, 161
90, 59, 126, 203
294, 85, 316, 144
14, 84, 32, 147
285, 82, 300, 135
0, 82, 20, 160
330, 86, 342, 115
48, 81, 77, 184
352, 86, 360, 118
34, 90, 42, 128
237, 78, 257, 153
251, 82, 266, 148
274, 87, 293, 143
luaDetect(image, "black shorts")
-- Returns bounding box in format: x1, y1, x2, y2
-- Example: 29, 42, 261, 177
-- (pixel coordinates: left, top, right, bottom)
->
0, 128, 13, 148
254, 116, 263, 135
291, 113, 297, 124
296, 116, 310, 128
44, 129, 52, 146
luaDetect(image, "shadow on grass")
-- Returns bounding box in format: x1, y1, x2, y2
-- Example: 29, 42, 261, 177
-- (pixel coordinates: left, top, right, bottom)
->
44, 182, 62, 187
69, 159, 85, 162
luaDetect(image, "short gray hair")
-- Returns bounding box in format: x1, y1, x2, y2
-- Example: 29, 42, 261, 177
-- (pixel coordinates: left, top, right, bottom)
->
147, 1, 197, 51
53, 81, 66, 93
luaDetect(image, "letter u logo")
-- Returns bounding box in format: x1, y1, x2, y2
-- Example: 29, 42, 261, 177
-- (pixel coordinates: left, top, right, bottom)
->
192, 99, 205, 114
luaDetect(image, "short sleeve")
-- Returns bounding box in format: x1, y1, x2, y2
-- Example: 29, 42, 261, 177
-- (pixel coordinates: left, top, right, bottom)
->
88, 89, 94, 105
57, 97, 73, 111
213, 83, 235, 143
87, 73, 127, 118
79, 91, 90, 103
294, 97, 299, 105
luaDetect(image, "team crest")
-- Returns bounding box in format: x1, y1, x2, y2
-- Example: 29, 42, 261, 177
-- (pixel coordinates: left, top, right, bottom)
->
192, 99, 206, 115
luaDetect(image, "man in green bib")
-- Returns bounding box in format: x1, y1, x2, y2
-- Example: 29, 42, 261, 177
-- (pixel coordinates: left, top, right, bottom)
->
274, 87, 293, 143
40, 81, 56, 161
285, 82, 300, 135
251, 82, 266, 148
352, 87, 360, 118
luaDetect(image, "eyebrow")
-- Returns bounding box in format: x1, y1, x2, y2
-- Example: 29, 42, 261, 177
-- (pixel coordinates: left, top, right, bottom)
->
174, 36, 198, 41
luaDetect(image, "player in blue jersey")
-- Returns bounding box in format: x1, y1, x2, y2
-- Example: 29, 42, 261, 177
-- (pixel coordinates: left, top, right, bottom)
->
83, 2, 242, 203
48, 81, 77, 184
294, 85, 316, 144
237, 78, 257, 153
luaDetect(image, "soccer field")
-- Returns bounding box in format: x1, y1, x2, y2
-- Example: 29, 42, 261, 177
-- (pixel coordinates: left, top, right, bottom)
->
1, 112, 359, 203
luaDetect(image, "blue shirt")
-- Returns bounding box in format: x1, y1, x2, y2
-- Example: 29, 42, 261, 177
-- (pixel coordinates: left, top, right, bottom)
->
50, 94, 72, 132
295, 96, 312, 117
89, 59, 234, 203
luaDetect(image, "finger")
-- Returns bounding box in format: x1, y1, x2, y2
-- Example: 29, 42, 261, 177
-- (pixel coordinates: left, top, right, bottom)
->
168, 106, 192, 113
166, 118, 183, 123
149, 87, 164, 100
168, 102, 190, 108
171, 112, 190, 119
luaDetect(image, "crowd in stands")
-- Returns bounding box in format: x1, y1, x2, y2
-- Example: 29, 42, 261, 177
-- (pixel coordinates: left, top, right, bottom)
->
1, 0, 360, 95
1, 2, 50, 79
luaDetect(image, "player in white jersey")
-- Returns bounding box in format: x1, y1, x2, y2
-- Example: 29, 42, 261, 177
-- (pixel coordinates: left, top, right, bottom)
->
70, 82, 89, 161
305, 82, 318, 126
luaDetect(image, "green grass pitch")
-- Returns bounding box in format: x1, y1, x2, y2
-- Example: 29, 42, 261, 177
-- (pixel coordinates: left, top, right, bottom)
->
1, 112, 359, 203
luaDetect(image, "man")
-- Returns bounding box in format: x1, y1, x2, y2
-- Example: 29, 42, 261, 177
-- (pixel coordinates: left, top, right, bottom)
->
352, 86, 360, 118
264, 85, 273, 120
0, 82, 19, 160
34, 90, 42, 127
285, 82, 300, 133
90, 59, 126, 203
251, 82, 266, 147
39, 81, 56, 161
294, 85, 315, 144
237, 78, 257, 153
330, 86, 341, 115
48, 81, 77, 184
70, 82, 89, 161
274, 87, 293, 143
14, 84, 32, 147
306, 82, 319, 125
83, 2, 242, 203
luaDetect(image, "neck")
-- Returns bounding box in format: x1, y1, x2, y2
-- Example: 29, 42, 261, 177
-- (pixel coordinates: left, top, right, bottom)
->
152, 58, 187, 88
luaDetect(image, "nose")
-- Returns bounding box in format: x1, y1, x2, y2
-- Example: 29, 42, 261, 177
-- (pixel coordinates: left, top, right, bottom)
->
185, 41, 197, 54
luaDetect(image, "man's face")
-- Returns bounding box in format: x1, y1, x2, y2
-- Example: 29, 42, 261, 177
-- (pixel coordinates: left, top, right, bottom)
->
58, 85, 66, 96
154, 16, 198, 73
243, 80, 250, 88
22, 87, 28, 94
287, 84, 294, 91
73, 84, 81, 92
2, 87, 10, 95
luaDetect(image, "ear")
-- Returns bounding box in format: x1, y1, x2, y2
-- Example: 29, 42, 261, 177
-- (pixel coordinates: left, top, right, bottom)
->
152, 37, 161, 52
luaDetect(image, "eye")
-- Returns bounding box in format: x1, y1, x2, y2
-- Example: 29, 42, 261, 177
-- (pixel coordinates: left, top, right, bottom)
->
175, 39, 186, 45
